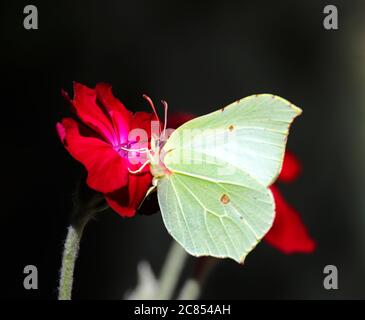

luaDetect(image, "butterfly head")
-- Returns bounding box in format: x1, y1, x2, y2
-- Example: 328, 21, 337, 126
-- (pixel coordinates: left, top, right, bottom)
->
133, 94, 172, 178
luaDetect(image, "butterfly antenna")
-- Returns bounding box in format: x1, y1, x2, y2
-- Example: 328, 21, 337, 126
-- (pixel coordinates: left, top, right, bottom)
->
161, 100, 168, 137
143, 94, 160, 122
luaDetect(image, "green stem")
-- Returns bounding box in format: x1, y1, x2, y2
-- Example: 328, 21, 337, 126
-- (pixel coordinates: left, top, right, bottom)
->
157, 240, 188, 300
58, 220, 87, 300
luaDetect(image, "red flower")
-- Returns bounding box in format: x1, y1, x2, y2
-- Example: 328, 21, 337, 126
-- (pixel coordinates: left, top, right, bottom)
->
265, 151, 316, 254
168, 113, 316, 254
57, 82, 156, 217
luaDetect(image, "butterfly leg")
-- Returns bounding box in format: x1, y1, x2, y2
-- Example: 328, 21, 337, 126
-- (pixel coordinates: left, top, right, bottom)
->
128, 159, 151, 174
119, 146, 150, 153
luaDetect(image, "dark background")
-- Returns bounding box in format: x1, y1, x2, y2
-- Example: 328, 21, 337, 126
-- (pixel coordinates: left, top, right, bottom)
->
2, 0, 365, 299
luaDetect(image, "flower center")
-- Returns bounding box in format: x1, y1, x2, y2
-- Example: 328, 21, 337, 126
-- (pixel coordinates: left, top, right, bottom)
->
115, 140, 140, 158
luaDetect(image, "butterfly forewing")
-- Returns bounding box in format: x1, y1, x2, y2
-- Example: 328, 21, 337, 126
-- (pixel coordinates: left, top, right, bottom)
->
163, 94, 302, 187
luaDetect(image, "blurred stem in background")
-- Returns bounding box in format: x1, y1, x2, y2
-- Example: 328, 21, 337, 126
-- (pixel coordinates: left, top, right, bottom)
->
126, 240, 188, 300
178, 257, 218, 300
127, 240, 219, 300
157, 241, 189, 299
156, 243, 218, 300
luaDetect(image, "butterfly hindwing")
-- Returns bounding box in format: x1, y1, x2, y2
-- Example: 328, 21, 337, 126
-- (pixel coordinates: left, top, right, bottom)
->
157, 170, 274, 263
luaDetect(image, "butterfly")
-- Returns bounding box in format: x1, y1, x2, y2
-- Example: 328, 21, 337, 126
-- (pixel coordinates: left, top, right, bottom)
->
133, 94, 301, 263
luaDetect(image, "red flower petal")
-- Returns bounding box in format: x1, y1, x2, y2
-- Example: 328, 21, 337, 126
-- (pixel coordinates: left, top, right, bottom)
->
167, 112, 195, 129
95, 83, 132, 144
104, 172, 152, 217
69, 82, 119, 145
132, 111, 157, 133
103, 112, 156, 217
278, 150, 302, 183
57, 118, 129, 193
264, 186, 316, 254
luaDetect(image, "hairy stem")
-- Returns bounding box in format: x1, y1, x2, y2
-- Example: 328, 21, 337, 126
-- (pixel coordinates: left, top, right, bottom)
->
57, 177, 107, 300
58, 220, 87, 300
157, 240, 188, 300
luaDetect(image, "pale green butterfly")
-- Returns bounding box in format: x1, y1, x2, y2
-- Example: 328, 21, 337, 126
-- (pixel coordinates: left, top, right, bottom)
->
134, 94, 302, 263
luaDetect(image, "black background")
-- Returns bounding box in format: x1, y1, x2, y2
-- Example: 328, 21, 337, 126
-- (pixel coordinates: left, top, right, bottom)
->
2, 0, 365, 299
